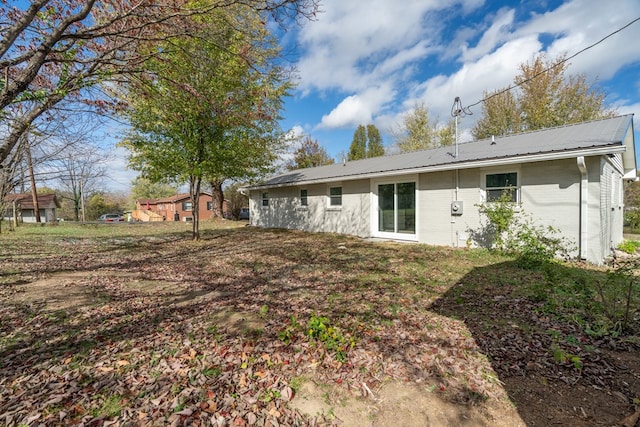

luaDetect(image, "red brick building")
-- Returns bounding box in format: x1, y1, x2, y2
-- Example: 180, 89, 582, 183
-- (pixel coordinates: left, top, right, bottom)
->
134, 192, 226, 222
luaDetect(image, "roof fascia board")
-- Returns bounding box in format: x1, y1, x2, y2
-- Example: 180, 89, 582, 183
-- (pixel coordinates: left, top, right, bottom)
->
248, 145, 626, 191
622, 119, 637, 173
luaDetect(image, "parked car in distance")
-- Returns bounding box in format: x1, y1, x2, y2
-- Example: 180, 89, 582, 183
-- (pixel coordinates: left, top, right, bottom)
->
98, 213, 124, 222
238, 207, 249, 220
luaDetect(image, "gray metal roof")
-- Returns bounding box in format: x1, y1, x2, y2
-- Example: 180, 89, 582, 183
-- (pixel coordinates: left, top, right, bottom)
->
250, 114, 635, 189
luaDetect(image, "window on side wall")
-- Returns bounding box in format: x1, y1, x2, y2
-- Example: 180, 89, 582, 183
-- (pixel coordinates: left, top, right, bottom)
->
182, 201, 193, 211
485, 172, 518, 202
300, 189, 308, 206
329, 186, 342, 206
261, 192, 269, 207
206, 201, 213, 210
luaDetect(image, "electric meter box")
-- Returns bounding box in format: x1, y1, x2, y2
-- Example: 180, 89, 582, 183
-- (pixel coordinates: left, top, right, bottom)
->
451, 201, 463, 215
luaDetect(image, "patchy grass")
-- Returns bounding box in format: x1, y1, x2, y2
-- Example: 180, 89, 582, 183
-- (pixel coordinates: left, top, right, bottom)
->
0, 222, 638, 426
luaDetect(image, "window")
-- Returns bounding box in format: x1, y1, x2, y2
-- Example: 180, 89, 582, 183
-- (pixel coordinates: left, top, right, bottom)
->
329, 186, 342, 206
300, 189, 308, 206
182, 201, 193, 211
261, 192, 269, 207
206, 201, 213, 210
485, 172, 518, 202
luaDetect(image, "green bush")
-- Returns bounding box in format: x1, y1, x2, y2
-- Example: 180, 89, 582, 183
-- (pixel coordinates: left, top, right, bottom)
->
475, 191, 574, 268
624, 210, 640, 232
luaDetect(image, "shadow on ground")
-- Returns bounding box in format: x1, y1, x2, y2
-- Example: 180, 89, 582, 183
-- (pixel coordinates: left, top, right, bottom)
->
431, 260, 640, 427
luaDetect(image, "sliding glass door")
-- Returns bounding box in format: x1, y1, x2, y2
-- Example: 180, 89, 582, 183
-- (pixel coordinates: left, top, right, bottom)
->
377, 182, 415, 234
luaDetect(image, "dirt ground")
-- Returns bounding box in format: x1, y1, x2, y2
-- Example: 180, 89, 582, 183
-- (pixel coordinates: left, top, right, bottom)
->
7, 268, 638, 427
6, 271, 524, 426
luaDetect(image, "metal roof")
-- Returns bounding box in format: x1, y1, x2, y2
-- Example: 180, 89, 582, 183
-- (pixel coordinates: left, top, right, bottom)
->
249, 114, 636, 190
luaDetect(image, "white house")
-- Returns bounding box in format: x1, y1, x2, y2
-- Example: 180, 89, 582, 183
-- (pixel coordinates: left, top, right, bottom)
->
247, 115, 638, 264
2, 193, 61, 223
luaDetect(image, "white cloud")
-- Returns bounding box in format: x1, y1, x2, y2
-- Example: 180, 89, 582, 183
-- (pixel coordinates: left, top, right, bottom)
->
319, 94, 371, 129
413, 37, 542, 125
319, 85, 395, 129
516, 0, 640, 80
298, 0, 640, 131
461, 8, 514, 62
295, 0, 485, 94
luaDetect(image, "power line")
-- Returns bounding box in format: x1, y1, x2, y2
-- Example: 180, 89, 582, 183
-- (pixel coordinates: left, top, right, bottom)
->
465, 15, 640, 110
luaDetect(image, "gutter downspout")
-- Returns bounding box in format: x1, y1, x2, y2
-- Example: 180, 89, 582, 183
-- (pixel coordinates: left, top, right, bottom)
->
577, 157, 588, 260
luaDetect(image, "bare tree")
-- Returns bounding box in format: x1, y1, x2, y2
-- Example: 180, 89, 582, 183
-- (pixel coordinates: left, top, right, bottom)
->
47, 145, 108, 221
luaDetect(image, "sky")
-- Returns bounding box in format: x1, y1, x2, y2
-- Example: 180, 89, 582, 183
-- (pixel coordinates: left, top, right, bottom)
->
107, 0, 640, 192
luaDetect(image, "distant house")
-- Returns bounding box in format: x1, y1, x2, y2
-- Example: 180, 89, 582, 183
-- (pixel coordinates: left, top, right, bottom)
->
246, 115, 638, 264
134, 192, 226, 222
2, 193, 61, 223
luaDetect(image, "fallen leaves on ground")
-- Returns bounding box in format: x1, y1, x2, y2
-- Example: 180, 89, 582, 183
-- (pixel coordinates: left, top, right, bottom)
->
0, 224, 638, 426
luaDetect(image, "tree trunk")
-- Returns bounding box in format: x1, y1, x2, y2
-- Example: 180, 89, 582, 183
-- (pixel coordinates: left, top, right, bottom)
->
190, 176, 201, 240
25, 143, 41, 223
210, 179, 224, 218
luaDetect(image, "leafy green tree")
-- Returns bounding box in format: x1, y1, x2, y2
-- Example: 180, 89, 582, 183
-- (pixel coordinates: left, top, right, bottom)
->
395, 103, 454, 152
85, 192, 127, 220
130, 177, 177, 202
122, 6, 292, 240
348, 125, 367, 161
287, 136, 335, 170
473, 54, 615, 139
366, 124, 385, 157
348, 124, 385, 160
624, 181, 640, 209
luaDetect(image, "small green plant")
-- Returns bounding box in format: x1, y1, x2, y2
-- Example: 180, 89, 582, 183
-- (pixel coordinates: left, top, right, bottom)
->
91, 394, 123, 418
202, 366, 221, 378
307, 314, 354, 362
260, 388, 281, 402
278, 315, 300, 344
259, 304, 269, 318
595, 258, 640, 332
552, 345, 583, 370
617, 240, 640, 254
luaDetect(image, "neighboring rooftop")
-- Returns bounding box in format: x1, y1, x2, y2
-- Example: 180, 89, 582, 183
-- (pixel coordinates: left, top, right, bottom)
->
249, 114, 636, 189
3, 193, 60, 208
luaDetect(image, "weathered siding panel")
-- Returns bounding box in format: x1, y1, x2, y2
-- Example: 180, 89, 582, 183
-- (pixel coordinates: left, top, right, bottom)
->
249, 179, 371, 237
520, 159, 581, 256
417, 169, 482, 247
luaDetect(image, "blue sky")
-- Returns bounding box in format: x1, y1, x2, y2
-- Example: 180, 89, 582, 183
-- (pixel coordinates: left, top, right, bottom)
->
108, 0, 640, 191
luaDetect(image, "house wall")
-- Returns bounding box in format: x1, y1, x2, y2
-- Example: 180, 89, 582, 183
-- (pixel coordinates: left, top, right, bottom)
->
600, 156, 625, 259
249, 179, 370, 237
12, 208, 57, 223
250, 155, 622, 264
416, 169, 481, 247
138, 194, 217, 221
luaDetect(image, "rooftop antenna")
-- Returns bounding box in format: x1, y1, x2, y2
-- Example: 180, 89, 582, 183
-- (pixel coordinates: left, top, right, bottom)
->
451, 97, 472, 158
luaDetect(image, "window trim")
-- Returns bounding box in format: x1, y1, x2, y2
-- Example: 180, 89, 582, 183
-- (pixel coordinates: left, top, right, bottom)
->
300, 189, 308, 207
482, 169, 520, 203
182, 201, 193, 211
328, 185, 342, 208
261, 192, 269, 207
